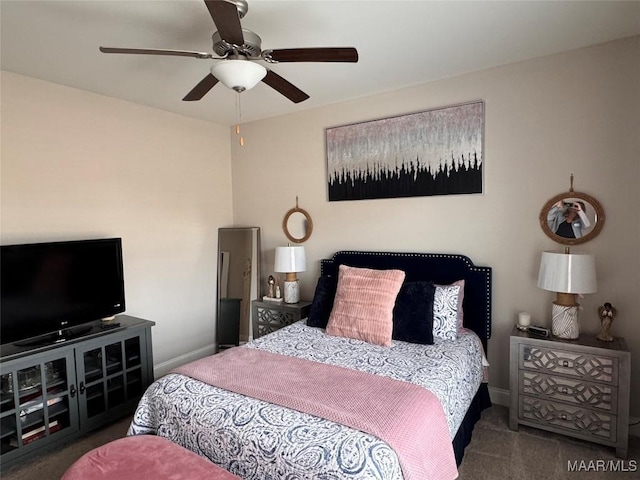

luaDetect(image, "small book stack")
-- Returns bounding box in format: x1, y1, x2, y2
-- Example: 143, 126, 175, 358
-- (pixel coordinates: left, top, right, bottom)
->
11, 419, 62, 447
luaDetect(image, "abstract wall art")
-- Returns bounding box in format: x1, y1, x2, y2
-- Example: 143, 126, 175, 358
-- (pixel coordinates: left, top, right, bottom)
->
326, 101, 484, 201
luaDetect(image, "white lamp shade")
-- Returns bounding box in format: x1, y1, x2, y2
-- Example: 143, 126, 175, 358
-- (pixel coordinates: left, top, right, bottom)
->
537, 251, 597, 294
274, 246, 306, 273
210, 60, 266, 92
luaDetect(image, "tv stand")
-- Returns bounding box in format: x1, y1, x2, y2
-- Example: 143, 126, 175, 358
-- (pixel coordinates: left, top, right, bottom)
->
0, 315, 154, 471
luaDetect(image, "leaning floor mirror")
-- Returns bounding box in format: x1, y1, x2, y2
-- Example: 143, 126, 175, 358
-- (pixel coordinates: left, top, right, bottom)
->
216, 227, 261, 349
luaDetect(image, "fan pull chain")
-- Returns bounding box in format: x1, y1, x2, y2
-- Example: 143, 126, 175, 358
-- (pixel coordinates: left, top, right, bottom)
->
235, 92, 244, 146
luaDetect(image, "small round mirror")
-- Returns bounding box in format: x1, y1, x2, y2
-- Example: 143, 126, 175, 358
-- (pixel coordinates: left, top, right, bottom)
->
283, 206, 313, 243
540, 191, 605, 245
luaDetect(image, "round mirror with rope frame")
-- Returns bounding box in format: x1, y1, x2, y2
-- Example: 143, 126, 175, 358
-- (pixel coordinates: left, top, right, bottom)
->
539, 176, 605, 246
282, 198, 313, 244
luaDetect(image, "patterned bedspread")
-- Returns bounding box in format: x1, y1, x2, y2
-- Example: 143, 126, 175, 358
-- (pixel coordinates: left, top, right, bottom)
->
129, 321, 484, 480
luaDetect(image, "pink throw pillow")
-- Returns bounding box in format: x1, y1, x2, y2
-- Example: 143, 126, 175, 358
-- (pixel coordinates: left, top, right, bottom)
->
326, 265, 406, 346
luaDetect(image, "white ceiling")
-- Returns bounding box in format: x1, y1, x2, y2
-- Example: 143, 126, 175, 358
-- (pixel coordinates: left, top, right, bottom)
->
2, 1, 639, 126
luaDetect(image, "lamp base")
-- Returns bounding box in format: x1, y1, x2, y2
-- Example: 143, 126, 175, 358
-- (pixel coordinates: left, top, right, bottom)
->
551, 303, 580, 339
283, 280, 300, 304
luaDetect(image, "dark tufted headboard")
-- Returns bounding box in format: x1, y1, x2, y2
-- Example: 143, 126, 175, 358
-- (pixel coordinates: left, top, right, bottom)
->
320, 251, 492, 351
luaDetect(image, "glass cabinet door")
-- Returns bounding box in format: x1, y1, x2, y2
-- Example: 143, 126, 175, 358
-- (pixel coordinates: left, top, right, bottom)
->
82, 347, 106, 419
0, 371, 16, 454
77, 333, 147, 427
0, 352, 77, 455
124, 337, 144, 398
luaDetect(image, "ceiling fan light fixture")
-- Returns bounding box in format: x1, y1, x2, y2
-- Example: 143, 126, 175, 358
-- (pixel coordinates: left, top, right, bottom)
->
210, 60, 266, 93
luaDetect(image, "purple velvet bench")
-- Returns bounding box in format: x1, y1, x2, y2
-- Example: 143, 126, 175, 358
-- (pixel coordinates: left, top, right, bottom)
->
61, 435, 241, 480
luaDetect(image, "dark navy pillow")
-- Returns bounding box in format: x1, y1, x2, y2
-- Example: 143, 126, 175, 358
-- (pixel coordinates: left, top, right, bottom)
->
307, 275, 338, 328
392, 281, 435, 345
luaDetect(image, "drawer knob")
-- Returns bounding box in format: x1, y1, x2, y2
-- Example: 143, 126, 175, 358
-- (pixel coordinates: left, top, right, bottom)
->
562, 360, 569, 367
560, 413, 568, 420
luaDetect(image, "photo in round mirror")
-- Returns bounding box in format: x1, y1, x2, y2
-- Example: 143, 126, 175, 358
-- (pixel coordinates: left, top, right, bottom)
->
540, 191, 605, 245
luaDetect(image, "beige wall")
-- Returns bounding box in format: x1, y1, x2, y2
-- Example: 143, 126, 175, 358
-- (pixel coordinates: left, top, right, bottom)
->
2, 37, 639, 419
1, 72, 233, 368
231, 37, 640, 416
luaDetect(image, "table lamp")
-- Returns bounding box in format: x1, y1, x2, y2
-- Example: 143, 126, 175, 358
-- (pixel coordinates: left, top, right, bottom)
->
274, 246, 306, 304
537, 251, 597, 339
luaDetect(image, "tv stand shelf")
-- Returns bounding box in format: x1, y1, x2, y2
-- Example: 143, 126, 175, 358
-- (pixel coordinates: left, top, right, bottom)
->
0, 315, 154, 471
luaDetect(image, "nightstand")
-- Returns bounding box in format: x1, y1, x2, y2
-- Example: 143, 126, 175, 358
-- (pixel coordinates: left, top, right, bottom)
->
509, 326, 631, 458
252, 300, 312, 339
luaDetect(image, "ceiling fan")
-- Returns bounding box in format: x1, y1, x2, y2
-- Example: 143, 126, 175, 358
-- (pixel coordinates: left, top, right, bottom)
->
99, 0, 358, 104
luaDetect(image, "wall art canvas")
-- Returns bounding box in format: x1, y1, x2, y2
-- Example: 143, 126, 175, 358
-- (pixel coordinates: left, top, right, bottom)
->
326, 101, 484, 201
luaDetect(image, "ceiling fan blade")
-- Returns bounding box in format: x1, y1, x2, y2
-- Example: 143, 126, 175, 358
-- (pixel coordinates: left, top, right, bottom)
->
261, 70, 309, 104
102, 47, 220, 101
183, 74, 220, 101
100, 47, 215, 59
204, 0, 244, 46
266, 47, 359, 63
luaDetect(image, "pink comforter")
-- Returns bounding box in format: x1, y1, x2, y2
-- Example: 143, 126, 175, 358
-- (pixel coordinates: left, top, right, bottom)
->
174, 347, 458, 480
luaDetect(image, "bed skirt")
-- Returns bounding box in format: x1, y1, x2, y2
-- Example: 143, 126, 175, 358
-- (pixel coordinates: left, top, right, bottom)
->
452, 382, 491, 465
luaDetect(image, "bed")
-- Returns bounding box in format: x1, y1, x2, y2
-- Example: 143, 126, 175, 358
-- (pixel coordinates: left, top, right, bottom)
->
129, 251, 492, 479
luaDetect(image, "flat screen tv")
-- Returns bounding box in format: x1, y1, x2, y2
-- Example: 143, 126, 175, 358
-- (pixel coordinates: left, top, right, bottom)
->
1, 238, 125, 346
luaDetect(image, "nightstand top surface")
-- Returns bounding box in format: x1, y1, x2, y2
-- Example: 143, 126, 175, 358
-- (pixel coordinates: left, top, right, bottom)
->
510, 325, 628, 352
253, 299, 312, 308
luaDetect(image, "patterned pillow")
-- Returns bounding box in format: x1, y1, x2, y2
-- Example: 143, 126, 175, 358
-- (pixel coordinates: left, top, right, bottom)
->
326, 265, 405, 346
433, 284, 461, 340
436, 279, 465, 330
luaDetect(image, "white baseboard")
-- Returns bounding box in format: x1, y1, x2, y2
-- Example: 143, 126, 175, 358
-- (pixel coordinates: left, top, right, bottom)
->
488, 386, 510, 407
153, 344, 217, 379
